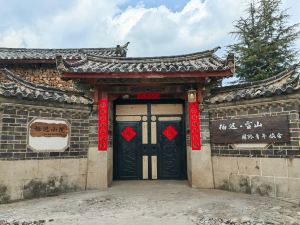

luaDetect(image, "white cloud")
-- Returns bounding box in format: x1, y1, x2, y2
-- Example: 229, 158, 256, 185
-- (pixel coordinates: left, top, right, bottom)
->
0, 30, 23, 47
0, 0, 299, 58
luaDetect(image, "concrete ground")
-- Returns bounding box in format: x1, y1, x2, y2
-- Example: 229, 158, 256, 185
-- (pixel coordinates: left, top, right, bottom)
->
0, 181, 300, 225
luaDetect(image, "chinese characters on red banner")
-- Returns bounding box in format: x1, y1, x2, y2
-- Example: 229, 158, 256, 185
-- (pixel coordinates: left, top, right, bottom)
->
98, 100, 108, 151
189, 102, 201, 150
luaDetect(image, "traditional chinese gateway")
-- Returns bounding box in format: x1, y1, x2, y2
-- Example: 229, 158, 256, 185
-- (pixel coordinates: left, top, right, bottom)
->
0, 44, 299, 202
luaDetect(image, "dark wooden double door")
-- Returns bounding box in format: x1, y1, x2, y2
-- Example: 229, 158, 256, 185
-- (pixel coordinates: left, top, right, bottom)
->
113, 101, 187, 180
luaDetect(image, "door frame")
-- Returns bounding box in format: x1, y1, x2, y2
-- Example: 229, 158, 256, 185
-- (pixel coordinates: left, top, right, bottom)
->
113, 98, 187, 180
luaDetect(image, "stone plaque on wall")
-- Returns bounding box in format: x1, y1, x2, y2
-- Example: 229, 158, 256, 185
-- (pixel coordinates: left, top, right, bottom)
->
211, 115, 290, 144
28, 118, 70, 151
30, 122, 69, 137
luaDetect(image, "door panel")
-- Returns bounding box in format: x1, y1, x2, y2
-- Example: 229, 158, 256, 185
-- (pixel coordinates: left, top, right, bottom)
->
116, 104, 147, 115
151, 155, 158, 179
151, 104, 183, 115
114, 101, 186, 180
157, 120, 183, 179
114, 121, 142, 179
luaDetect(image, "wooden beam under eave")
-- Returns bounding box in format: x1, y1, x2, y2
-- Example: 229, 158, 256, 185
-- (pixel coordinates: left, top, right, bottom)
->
95, 77, 206, 85
61, 70, 232, 79
97, 84, 193, 94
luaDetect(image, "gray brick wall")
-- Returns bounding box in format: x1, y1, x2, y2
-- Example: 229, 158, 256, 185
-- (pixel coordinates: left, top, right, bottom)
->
208, 100, 300, 158
88, 111, 98, 147
200, 105, 210, 145
108, 102, 114, 148
185, 100, 190, 147
0, 101, 90, 160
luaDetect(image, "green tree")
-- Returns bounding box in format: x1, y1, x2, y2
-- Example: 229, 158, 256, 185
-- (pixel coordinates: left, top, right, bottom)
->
229, 0, 299, 81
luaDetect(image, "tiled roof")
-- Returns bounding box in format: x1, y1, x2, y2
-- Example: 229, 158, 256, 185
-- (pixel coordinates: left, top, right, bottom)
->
208, 65, 300, 104
0, 69, 93, 105
0, 42, 129, 61
57, 47, 234, 74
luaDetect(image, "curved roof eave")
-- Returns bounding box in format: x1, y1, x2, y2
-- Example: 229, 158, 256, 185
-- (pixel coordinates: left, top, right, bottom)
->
56, 47, 235, 76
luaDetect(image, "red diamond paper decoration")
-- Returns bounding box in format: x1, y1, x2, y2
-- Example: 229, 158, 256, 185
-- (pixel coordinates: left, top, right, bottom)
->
163, 125, 178, 141
121, 127, 137, 142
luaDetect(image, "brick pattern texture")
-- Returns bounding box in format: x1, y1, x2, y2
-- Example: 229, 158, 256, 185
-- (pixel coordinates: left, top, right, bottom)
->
89, 112, 98, 148
200, 106, 210, 146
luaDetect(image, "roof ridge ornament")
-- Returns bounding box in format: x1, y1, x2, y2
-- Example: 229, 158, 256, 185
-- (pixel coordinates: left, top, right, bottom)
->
56, 55, 67, 72
212, 46, 221, 53
115, 42, 130, 57
226, 53, 235, 74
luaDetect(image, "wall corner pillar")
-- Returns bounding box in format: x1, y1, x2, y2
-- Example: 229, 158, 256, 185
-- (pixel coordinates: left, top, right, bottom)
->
86, 146, 113, 189
187, 99, 214, 188
189, 144, 214, 189
86, 90, 113, 189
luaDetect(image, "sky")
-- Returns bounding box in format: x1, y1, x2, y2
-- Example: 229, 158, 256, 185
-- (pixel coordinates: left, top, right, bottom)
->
0, 0, 299, 60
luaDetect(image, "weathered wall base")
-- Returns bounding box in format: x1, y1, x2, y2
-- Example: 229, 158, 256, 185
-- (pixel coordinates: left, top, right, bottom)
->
86, 147, 113, 189
212, 156, 300, 199
0, 158, 87, 203
188, 145, 214, 188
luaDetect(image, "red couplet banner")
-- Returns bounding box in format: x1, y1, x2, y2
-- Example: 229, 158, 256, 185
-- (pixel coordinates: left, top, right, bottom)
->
189, 102, 201, 150
98, 100, 108, 151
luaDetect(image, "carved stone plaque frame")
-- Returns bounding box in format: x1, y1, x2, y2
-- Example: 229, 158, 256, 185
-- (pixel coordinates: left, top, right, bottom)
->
27, 118, 71, 152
